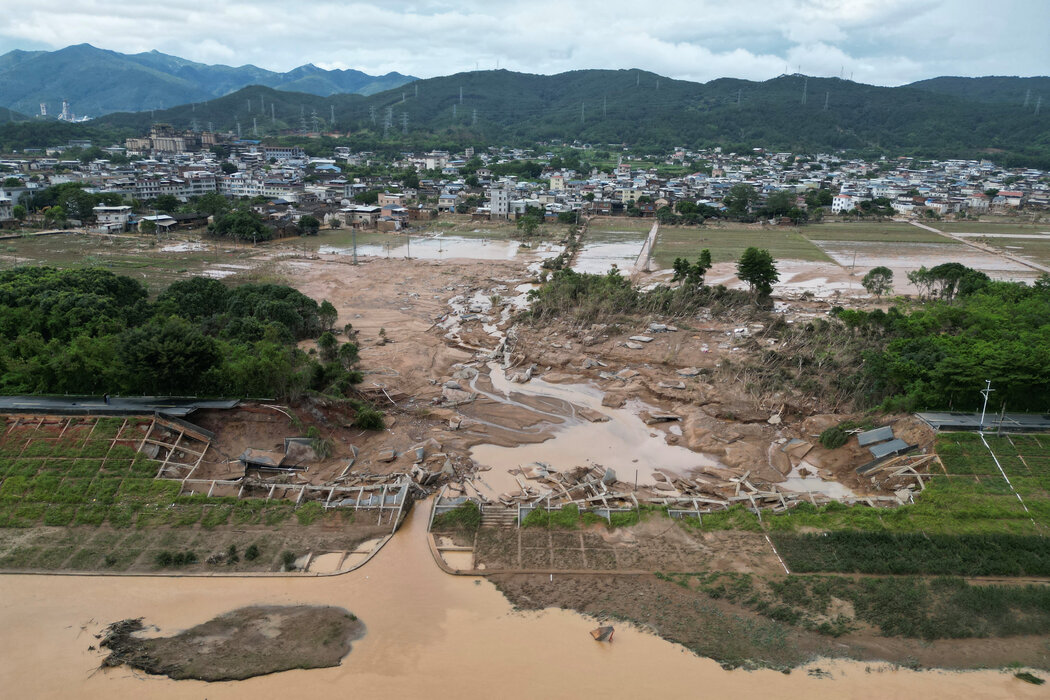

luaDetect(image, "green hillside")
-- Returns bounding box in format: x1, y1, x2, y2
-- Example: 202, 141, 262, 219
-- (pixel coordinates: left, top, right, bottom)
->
89, 70, 1050, 166
906, 76, 1050, 105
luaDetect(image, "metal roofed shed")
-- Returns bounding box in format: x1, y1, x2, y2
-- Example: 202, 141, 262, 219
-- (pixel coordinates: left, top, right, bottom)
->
868, 438, 915, 460
857, 426, 894, 446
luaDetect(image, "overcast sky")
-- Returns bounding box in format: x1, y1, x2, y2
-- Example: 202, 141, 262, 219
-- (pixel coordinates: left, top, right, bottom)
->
0, 0, 1046, 85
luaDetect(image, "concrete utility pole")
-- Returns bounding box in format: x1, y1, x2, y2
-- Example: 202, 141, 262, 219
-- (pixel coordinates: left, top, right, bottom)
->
979, 380, 994, 431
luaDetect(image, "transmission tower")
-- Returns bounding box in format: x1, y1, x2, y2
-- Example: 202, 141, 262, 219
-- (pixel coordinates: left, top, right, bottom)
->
1024, 89, 1031, 107
252, 117, 258, 137
1037, 97, 1043, 116
472, 108, 477, 126
236, 121, 242, 139
801, 78, 808, 105
402, 113, 408, 134
369, 106, 376, 125
824, 91, 829, 111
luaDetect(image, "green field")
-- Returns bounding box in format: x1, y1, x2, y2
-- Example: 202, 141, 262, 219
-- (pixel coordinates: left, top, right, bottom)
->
0, 233, 265, 291
939, 221, 1050, 235
653, 225, 831, 268
0, 415, 364, 572
975, 237, 1050, 267
803, 222, 958, 244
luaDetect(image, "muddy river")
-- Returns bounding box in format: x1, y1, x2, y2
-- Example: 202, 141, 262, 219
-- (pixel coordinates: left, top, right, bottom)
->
0, 500, 1037, 698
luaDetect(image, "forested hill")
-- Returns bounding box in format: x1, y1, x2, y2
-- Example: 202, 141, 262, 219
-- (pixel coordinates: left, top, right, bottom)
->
90, 70, 1050, 165
0, 44, 415, 116
905, 76, 1050, 104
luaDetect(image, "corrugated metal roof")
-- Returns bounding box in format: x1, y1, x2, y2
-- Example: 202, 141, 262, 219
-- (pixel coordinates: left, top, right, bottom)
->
869, 439, 911, 459
857, 426, 894, 446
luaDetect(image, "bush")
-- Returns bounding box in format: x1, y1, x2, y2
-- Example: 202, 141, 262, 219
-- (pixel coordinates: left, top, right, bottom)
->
245, 544, 260, 561
353, 406, 385, 430
431, 501, 481, 532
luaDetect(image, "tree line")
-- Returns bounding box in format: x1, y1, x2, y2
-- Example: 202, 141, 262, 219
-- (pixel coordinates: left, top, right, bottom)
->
0, 269, 374, 414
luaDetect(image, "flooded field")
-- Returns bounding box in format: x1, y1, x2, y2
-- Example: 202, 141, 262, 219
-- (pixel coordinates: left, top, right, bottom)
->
0, 501, 1040, 699
812, 239, 1041, 284
320, 232, 561, 262
572, 228, 648, 274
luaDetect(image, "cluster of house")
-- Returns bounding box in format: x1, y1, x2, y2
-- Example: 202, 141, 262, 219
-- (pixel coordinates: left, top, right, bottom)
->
1, 136, 1047, 231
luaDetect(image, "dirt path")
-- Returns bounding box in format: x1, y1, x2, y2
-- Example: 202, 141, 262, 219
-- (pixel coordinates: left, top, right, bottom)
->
911, 220, 1050, 274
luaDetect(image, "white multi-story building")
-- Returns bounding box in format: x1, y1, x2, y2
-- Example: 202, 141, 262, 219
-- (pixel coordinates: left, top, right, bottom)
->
0, 197, 13, 222
93, 205, 132, 232
488, 182, 510, 220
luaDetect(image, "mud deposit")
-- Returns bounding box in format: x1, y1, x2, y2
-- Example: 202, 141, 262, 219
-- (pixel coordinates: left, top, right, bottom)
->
99, 605, 363, 681
492, 574, 1050, 673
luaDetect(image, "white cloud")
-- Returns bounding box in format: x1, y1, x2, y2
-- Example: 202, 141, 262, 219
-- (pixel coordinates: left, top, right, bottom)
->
0, 0, 1045, 84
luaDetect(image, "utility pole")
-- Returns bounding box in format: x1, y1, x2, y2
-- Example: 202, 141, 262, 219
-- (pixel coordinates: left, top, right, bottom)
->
1036, 97, 1043, 116
737, 89, 741, 105
453, 104, 457, 119
979, 380, 994, 431
330, 105, 335, 126
824, 91, 829, 111
603, 95, 607, 118
459, 86, 463, 104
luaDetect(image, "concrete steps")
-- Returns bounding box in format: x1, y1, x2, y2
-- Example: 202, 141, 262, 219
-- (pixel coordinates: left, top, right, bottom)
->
480, 506, 518, 528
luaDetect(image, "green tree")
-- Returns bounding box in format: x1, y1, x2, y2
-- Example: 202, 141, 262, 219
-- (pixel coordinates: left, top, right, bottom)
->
516, 213, 540, 242
736, 247, 779, 297
43, 205, 66, 224
861, 266, 893, 300
671, 249, 712, 287
317, 331, 338, 363
153, 194, 180, 213
723, 183, 758, 218
318, 300, 337, 332
297, 215, 320, 236
220, 162, 238, 175
139, 219, 158, 235
194, 192, 229, 217
12, 204, 26, 221
2, 177, 21, 188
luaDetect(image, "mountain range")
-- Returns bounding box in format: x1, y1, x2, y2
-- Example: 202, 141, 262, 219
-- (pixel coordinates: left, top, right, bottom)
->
0, 44, 416, 116
80, 69, 1049, 166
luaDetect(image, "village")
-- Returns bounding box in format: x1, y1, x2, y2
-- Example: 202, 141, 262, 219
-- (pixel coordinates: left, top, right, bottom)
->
1, 122, 1048, 235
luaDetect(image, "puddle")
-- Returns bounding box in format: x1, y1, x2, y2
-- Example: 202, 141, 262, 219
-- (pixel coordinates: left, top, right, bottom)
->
438, 550, 475, 571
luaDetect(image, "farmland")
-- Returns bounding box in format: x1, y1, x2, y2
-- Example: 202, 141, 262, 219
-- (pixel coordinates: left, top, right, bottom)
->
0, 415, 383, 572
652, 224, 831, 268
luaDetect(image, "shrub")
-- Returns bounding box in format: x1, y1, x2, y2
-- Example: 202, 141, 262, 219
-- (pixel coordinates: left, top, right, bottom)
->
431, 501, 481, 532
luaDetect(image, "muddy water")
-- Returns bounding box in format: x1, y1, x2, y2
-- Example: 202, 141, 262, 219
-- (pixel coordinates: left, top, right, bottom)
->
572, 230, 649, 274
813, 240, 1040, 283
320, 233, 561, 262
0, 501, 1038, 698
469, 365, 725, 497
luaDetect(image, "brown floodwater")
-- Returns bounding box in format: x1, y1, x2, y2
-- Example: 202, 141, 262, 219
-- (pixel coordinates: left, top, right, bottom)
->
0, 501, 1042, 698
